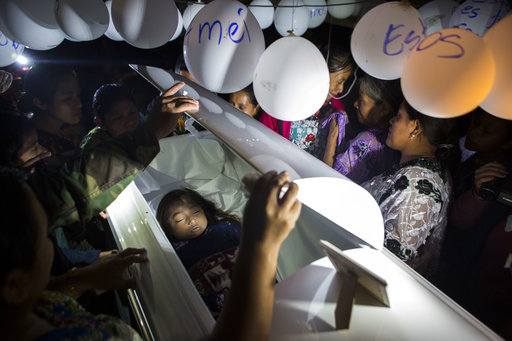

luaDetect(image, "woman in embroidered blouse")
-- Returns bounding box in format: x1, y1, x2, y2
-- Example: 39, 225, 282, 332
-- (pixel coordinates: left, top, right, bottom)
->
362, 101, 461, 280
326, 75, 402, 184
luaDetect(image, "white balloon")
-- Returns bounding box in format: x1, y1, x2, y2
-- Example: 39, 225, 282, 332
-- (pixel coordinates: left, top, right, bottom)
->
183, 2, 206, 30
274, 0, 309, 37
350, 2, 426, 80
401, 28, 495, 118
55, 0, 109, 41
105, 0, 124, 41
419, 0, 458, 36
304, 0, 327, 28
480, 14, 512, 119
449, 0, 510, 37
0, 32, 24, 67
327, 0, 356, 19
170, 8, 183, 41
249, 0, 274, 30
0, 0, 65, 50
112, 0, 179, 49
253, 36, 329, 121
183, 0, 265, 93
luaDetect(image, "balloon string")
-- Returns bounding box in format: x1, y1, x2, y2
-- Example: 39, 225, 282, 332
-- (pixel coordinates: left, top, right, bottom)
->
291, 0, 296, 34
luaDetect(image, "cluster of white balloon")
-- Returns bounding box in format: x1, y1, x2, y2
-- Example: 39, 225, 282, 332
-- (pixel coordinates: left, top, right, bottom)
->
0, 0, 509, 122
351, 0, 511, 120
183, 0, 333, 121
0, 0, 185, 65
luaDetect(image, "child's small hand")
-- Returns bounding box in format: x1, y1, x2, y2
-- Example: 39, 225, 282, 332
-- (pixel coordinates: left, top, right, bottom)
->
242, 171, 302, 248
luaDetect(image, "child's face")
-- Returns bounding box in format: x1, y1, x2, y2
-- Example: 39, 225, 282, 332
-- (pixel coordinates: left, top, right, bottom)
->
47, 75, 82, 125
102, 99, 140, 137
166, 197, 208, 240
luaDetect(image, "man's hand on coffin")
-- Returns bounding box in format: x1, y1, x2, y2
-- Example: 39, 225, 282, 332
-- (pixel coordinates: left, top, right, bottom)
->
147, 82, 199, 139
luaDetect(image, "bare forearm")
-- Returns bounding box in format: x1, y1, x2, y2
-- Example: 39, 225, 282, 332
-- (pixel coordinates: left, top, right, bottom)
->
47, 267, 92, 299
145, 113, 180, 140
211, 242, 280, 341
323, 132, 338, 167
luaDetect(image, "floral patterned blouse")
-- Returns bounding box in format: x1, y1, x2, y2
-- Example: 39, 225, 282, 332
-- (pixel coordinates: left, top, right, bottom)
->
289, 99, 346, 160
34, 291, 142, 341
362, 158, 451, 279
333, 128, 399, 184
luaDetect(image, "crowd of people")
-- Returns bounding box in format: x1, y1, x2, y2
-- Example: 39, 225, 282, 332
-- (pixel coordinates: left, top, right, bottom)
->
0, 41, 510, 339
228, 45, 511, 338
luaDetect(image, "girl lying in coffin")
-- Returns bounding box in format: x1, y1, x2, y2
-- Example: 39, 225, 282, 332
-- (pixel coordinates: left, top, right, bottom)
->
157, 188, 241, 317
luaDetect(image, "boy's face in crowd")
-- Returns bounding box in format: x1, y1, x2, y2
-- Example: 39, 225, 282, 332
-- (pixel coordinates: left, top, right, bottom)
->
47, 75, 82, 125
102, 99, 140, 137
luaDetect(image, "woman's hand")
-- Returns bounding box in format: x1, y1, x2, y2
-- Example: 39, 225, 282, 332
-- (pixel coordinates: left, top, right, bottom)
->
77, 247, 148, 291
473, 161, 508, 199
323, 119, 339, 167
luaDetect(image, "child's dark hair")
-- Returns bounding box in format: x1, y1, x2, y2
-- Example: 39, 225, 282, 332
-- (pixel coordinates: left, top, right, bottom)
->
156, 188, 241, 241
19, 64, 76, 114
404, 100, 462, 174
0, 113, 35, 166
92, 84, 136, 121
0, 166, 35, 294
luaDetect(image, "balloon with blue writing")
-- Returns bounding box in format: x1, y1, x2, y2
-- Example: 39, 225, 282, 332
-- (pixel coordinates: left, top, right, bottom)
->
183, 2, 206, 31
0, 33, 24, 67
183, 0, 265, 93
480, 14, 512, 119
351, 2, 426, 80
112, 0, 179, 49
55, 0, 109, 42
274, 0, 309, 37
419, 0, 459, 35
253, 36, 329, 121
105, 0, 123, 41
249, 0, 274, 30
401, 28, 495, 118
449, 0, 510, 37
327, 0, 356, 19
0, 0, 64, 50
305, 0, 327, 29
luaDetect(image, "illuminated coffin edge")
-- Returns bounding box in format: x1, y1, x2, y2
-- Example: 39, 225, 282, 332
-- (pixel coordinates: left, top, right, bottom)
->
106, 65, 501, 340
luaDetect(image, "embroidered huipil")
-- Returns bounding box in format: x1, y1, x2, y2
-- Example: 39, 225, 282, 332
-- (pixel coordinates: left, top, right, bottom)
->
333, 128, 399, 184
362, 158, 451, 279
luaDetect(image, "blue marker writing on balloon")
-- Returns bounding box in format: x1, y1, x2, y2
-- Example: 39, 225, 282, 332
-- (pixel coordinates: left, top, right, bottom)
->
309, 8, 326, 18
229, 8, 251, 43
382, 18, 426, 56
416, 31, 465, 59
190, 7, 252, 46
0, 33, 23, 54
461, 5, 480, 18
199, 20, 222, 45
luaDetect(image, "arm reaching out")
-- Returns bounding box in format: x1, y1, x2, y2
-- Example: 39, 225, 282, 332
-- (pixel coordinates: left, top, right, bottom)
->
146, 82, 199, 139
211, 171, 302, 341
